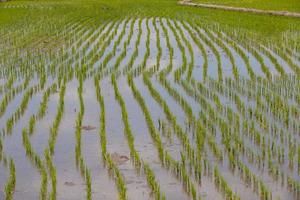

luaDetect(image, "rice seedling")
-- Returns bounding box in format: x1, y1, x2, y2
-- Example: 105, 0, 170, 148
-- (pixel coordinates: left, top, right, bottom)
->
4, 158, 16, 200
153, 18, 162, 72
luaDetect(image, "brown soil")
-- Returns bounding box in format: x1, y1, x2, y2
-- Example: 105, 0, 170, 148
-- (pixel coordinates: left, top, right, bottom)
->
64, 182, 76, 186
80, 125, 96, 131
110, 152, 129, 165
178, 1, 300, 18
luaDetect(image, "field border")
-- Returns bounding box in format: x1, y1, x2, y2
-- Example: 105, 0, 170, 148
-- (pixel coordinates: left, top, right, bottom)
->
178, 0, 300, 18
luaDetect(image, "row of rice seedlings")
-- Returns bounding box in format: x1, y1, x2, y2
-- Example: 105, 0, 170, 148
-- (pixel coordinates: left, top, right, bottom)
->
172, 20, 194, 81
84, 22, 111, 54
237, 155, 272, 199
0, 137, 2, 162
129, 76, 193, 198
74, 21, 120, 77
164, 79, 230, 180
4, 158, 16, 200
75, 73, 92, 200
0, 20, 44, 54
207, 105, 273, 199
260, 88, 296, 129
110, 18, 135, 73
213, 166, 240, 200
272, 46, 300, 76
48, 20, 93, 75
74, 22, 107, 59
22, 127, 48, 199
111, 74, 164, 199
165, 19, 187, 81
0, 75, 14, 94
158, 76, 226, 180
82, 20, 121, 77
180, 80, 260, 195
153, 18, 162, 72
223, 77, 298, 136
158, 18, 174, 75
203, 28, 239, 80
159, 92, 206, 178
158, 119, 173, 143
5, 82, 41, 135
25, 84, 58, 199
20, 19, 90, 78
44, 148, 56, 200
212, 79, 270, 134
98, 18, 130, 73
287, 175, 300, 197
83, 21, 111, 59
196, 87, 272, 199
122, 18, 142, 74
37, 83, 58, 119
140, 74, 200, 199
0, 76, 30, 119
284, 46, 300, 62
214, 31, 256, 79
242, 42, 272, 79
157, 75, 194, 125
198, 78, 297, 198
130, 18, 150, 76
224, 28, 297, 77
42, 80, 66, 200
73, 28, 94, 53
199, 81, 269, 160
192, 23, 223, 81
181, 21, 208, 81
70, 24, 104, 68
0, 138, 15, 198
94, 75, 127, 200
258, 45, 286, 76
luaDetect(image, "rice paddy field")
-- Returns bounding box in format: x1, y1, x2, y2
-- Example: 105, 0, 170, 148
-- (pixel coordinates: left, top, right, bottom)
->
0, 0, 300, 200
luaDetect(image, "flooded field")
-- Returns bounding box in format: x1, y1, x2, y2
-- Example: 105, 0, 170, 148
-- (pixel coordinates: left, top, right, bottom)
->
0, 6, 299, 200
